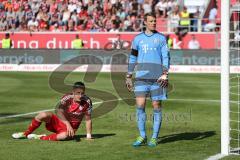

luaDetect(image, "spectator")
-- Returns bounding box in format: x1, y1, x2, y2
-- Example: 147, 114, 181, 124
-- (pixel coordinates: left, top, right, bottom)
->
51, 23, 61, 32
191, 8, 200, 32
131, 0, 139, 15
25, 5, 34, 21
6, 8, 15, 21
5, 0, 13, 11
27, 17, 38, 31
50, 9, 61, 25
72, 34, 84, 49
15, 7, 25, 23
87, 1, 95, 15
109, 21, 120, 32
235, 27, 240, 41
78, 6, 88, 25
142, 0, 152, 14
50, 0, 58, 14
234, 25, 240, 47
12, 0, 21, 12
179, 6, 190, 31
2, 33, 12, 49
31, 0, 40, 16
67, 18, 75, 31
70, 10, 79, 25
19, 22, 28, 31
0, 18, 7, 31
132, 21, 141, 32
38, 19, 48, 31
9, 22, 19, 32
0, 7, 5, 20
188, 34, 200, 49
208, 4, 217, 21
166, 34, 173, 49
169, 6, 180, 32
40, 0, 49, 13
68, 0, 77, 13
155, 0, 167, 17
204, 4, 217, 32
123, 15, 131, 31
167, 0, 177, 12
61, 7, 71, 25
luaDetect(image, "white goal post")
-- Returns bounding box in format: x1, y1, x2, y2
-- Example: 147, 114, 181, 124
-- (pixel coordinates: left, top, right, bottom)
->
221, 0, 230, 156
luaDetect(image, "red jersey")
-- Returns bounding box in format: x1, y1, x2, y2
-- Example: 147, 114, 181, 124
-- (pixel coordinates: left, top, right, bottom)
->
59, 93, 92, 128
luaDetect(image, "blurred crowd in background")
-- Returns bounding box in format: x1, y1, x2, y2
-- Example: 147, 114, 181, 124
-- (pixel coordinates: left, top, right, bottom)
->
0, 0, 221, 32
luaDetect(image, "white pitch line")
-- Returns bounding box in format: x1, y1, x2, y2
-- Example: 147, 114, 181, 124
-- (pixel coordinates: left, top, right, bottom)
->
0, 98, 238, 120
167, 98, 220, 103
205, 153, 227, 160
0, 98, 122, 119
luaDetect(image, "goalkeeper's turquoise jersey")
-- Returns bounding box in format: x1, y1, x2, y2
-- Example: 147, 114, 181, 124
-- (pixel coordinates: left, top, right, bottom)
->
128, 31, 170, 79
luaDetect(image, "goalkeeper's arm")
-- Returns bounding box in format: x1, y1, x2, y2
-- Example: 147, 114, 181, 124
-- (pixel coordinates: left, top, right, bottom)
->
157, 37, 170, 88
126, 49, 138, 91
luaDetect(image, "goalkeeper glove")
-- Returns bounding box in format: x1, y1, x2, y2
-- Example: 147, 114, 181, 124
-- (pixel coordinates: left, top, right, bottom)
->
125, 74, 133, 92
157, 72, 168, 88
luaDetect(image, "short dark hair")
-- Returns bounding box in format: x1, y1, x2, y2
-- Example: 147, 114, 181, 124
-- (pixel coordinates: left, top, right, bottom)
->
73, 81, 85, 89
5, 33, 10, 37
144, 12, 156, 21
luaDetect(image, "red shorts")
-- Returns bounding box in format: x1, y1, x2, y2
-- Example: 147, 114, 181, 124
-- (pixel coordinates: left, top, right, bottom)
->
45, 114, 80, 134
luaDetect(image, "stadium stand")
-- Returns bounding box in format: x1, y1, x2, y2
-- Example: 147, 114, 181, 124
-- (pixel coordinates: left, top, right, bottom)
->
0, 0, 237, 32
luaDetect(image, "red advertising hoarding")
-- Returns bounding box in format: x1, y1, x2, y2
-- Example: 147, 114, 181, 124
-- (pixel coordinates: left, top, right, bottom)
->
0, 32, 219, 49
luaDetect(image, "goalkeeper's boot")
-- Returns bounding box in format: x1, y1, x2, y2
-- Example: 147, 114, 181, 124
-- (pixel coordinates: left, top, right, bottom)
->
148, 138, 158, 147
12, 132, 27, 139
27, 134, 46, 140
132, 136, 147, 147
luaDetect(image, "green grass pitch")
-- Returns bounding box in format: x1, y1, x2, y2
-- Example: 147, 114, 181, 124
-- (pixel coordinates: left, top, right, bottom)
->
0, 72, 239, 160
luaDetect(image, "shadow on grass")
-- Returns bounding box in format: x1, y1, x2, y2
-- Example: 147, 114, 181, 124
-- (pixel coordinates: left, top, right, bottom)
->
159, 131, 216, 144
74, 133, 116, 141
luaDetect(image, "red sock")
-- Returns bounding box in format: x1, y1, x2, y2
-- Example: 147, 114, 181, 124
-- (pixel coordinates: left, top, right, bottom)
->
40, 134, 58, 141
24, 118, 41, 136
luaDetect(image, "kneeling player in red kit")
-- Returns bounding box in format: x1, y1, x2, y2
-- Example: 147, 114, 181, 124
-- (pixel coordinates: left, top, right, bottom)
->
12, 82, 93, 141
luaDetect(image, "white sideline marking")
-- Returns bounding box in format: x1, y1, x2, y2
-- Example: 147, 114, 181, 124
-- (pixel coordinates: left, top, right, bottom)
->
167, 98, 220, 103
0, 98, 237, 120
205, 153, 227, 160
0, 98, 122, 119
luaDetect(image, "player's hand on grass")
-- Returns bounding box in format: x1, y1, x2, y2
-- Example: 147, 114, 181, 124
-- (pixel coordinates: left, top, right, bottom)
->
126, 74, 133, 92
66, 124, 75, 137
157, 72, 168, 88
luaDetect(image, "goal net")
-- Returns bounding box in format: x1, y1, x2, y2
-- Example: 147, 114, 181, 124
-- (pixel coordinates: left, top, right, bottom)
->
229, 1, 240, 155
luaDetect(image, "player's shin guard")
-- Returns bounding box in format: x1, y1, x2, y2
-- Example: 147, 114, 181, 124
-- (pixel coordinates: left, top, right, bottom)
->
136, 107, 146, 138
24, 118, 42, 136
152, 109, 162, 139
40, 134, 58, 141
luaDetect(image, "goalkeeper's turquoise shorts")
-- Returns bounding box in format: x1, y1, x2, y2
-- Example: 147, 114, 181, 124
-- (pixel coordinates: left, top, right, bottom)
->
134, 79, 167, 101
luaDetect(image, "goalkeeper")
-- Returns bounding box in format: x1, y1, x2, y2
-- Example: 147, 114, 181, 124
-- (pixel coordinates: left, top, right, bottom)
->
126, 12, 170, 147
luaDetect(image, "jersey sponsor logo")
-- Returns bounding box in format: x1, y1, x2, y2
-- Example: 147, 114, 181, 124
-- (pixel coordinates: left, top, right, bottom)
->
141, 44, 157, 53
71, 111, 83, 116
